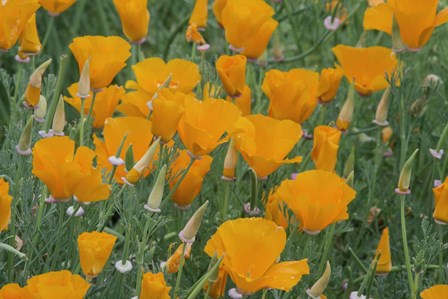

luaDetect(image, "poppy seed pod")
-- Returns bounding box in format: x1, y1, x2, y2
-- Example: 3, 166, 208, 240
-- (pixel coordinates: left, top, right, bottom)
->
24, 58, 52, 107
396, 149, 419, 194
179, 200, 209, 243
145, 165, 167, 212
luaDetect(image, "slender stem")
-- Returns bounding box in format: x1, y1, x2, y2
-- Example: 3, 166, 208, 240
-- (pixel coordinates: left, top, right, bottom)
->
400, 195, 415, 295
173, 242, 188, 298
348, 246, 369, 273
13, 63, 23, 106
221, 181, 231, 220
164, 157, 195, 203
79, 98, 85, 146
318, 104, 327, 125
317, 223, 335, 276
44, 55, 68, 131
42, 17, 55, 49
438, 225, 445, 283
0, 242, 27, 260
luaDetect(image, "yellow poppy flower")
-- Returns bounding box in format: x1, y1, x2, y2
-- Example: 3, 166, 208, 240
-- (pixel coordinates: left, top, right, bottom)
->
318, 67, 344, 103
189, 0, 208, 28
212, 0, 228, 26
26, 270, 90, 299
64, 83, 124, 129
265, 193, 289, 229
77, 231, 117, 278
18, 13, 41, 58
165, 243, 192, 274
216, 54, 247, 97
262, 68, 319, 124
0, 0, 40, 51
32, 136, 111, 202
231, 114, 302, 178
177, 97, 241, 156
433, 177, 448, 224
375, 227, 392, 274
169, 150, 213, 207
332, 45, 398, 96
204, 265, 228, 299
363, 0, 448, 50
0, 178, 12, 232
69, 36, 131, 90
113, 0, 150, 44
139, 272, 171, 299
311, 126, 341, 172
204, 218, 309, 294
93, 117, 153, 184
273, 170, 356, 234
39, 0, 76, 15
241, 17, 278, 59
421, 285, 448, 299
0, 283, 33, 299
151, 89, 191, 142
226, 85, 251, 116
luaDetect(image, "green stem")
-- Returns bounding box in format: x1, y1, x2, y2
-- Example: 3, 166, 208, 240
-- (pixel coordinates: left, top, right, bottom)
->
317, 223, 335, 276
42, 17, 55, 49
400, 195, 415, 295
13, 63, 23, 106
79, 98, 85, 146
318, 104, 327, 125
173, 242, 188, 298
221, 181, 231, 220
348, 246, 369, 273
0, 242, 27, 260
44, 55, 68, 132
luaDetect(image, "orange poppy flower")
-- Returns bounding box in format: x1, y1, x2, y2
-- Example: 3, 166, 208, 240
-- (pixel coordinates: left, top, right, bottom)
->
311, 126, 341, 172
18, 13, 41, 59
265, 193, 289, 229
318, 67, 344, 103
368, 0, 384, 6
189, 0, 208, 28
0, 0, 40, 51
375, 227, 392, 274
77, 231, 117, 278
119, 58, 201, 117
139, 272, 171, 299
273, 170, 356, 234
332, 45, 398, 96
0, 178, 13, 232
185, 23, 206, 45
177, 97, 241, 157
216, 54, 247, 97
204, 265, 228, 299
231, 114, 302, 178
169, 150, 213, 208
39, 0, 76, 15
113, 0, 150, 44
212, 0, 227, 26
204, 218, 309, 294
421, 285, 448, 299
64, 83, 124, 128
0, 284, 33, 299
433, 177, 448, 224
32, 137, 111, 202
165, 243, 192, 274
241, 17, 278, 59
69, 36, 131, 90
262, 68, 319, 124
226, 85, 251, 116
26, 270, 90, 298
363, 0, 448, 50
93, 117, 153, 184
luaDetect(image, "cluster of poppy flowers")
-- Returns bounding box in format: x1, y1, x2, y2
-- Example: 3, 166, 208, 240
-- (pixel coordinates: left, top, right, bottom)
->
1, 0, 448, 298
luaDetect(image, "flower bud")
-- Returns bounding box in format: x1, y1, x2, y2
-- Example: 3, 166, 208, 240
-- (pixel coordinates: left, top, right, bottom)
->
375, 227, 392, 275
24, 58, 52, 107
123, 138, 160, 186
396, 149, 419, 194
51, 95, 65, 136
381, 126, 393, 144
33, 95, 47, 123
222, 138, 238, 180
179, 200, 209, 243
373, 87, 391, 126
185, 23, 206, 45
15, 117, 33, 156
307, 261, 331, 299
77, 57, 91, 98
392, 16, 405, 53
165, 243, 192, 274
144, 165, 167, 212
336, 84, 355, 131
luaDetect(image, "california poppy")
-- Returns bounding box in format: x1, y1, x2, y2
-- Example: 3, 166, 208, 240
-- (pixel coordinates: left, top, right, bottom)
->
32, 136, 111, 202
273, 170, 356, 234
26, 270, 90, 298
216, 54, 247, 97
169, 150, 213, 208
311, 126, 341, 172
139, 272, 171, 299
204, 265, 228, 299
39, 0, 76, 15
77, 231, 117, 278
177, 97, 241, 157
262, 68, 319, 124
0, 284, 33, 298
18, 13, 41, 59
113, 0, 150, 44
432, 177, 448, 224
363, 0, 448, 51
165, 243, 192, 274
318, 67, 344, 103
186, 23, 207, 45
204, 218, 309, 294
212, 0, 228, 26
265, 193, 289, 229
375, 227, 392, 274
231, 114, 302, 178
241, 17, 278, 59
0, 0, 40, 51
0, 178, 12, 232
64, 83, 125, 128
69, 36, 131, 90
189, 0, 208, 29
226, 85, 251, 115
421, 285, 448, 299
332, 45, 398, 96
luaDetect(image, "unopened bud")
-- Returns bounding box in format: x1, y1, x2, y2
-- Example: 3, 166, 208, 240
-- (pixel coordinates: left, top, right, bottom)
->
392, 17, 405, 52
77, 57, 91, 98
123, 138, 160, 186
373, 87, 391, 126
336, 84, 355, 131
222, 138, 238, 181
307, 262, 331, 299
33, 95, 47, 123
51, 95, 65, 136
179, 200, 209, 243
24, 58, 52, 107
144, 165, 167, 212
15, 117, 33, 156
396, 149, 419, 194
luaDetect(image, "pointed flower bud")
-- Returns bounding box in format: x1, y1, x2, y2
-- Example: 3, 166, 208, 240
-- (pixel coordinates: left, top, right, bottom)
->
307, 261, 331, 299
24, 58, 52, 107
123, 138, 160, 186
222, 138, 238, 181
77, 57, 91, 98
373, 87, 391, 126
375, 227, 392, 275
51, 95, 65, 136
179, 200, 209, 243
396, 149, 419, 195
336, 84, 355, 131
16, 117, 33, 156
144, 165, 167, 213
33, 95, 47, 123
392, 16, 405, 53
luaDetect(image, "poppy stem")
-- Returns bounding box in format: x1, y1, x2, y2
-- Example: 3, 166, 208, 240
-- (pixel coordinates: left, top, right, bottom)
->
317, 223, 335, 276
438, 225, 445, 283
400, 195, 415, 296
173, 241, 188, 298
79, 98, 85, 146
221, 180, 231, 220
44, 55, 68, 132
0, 242, 27, 260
